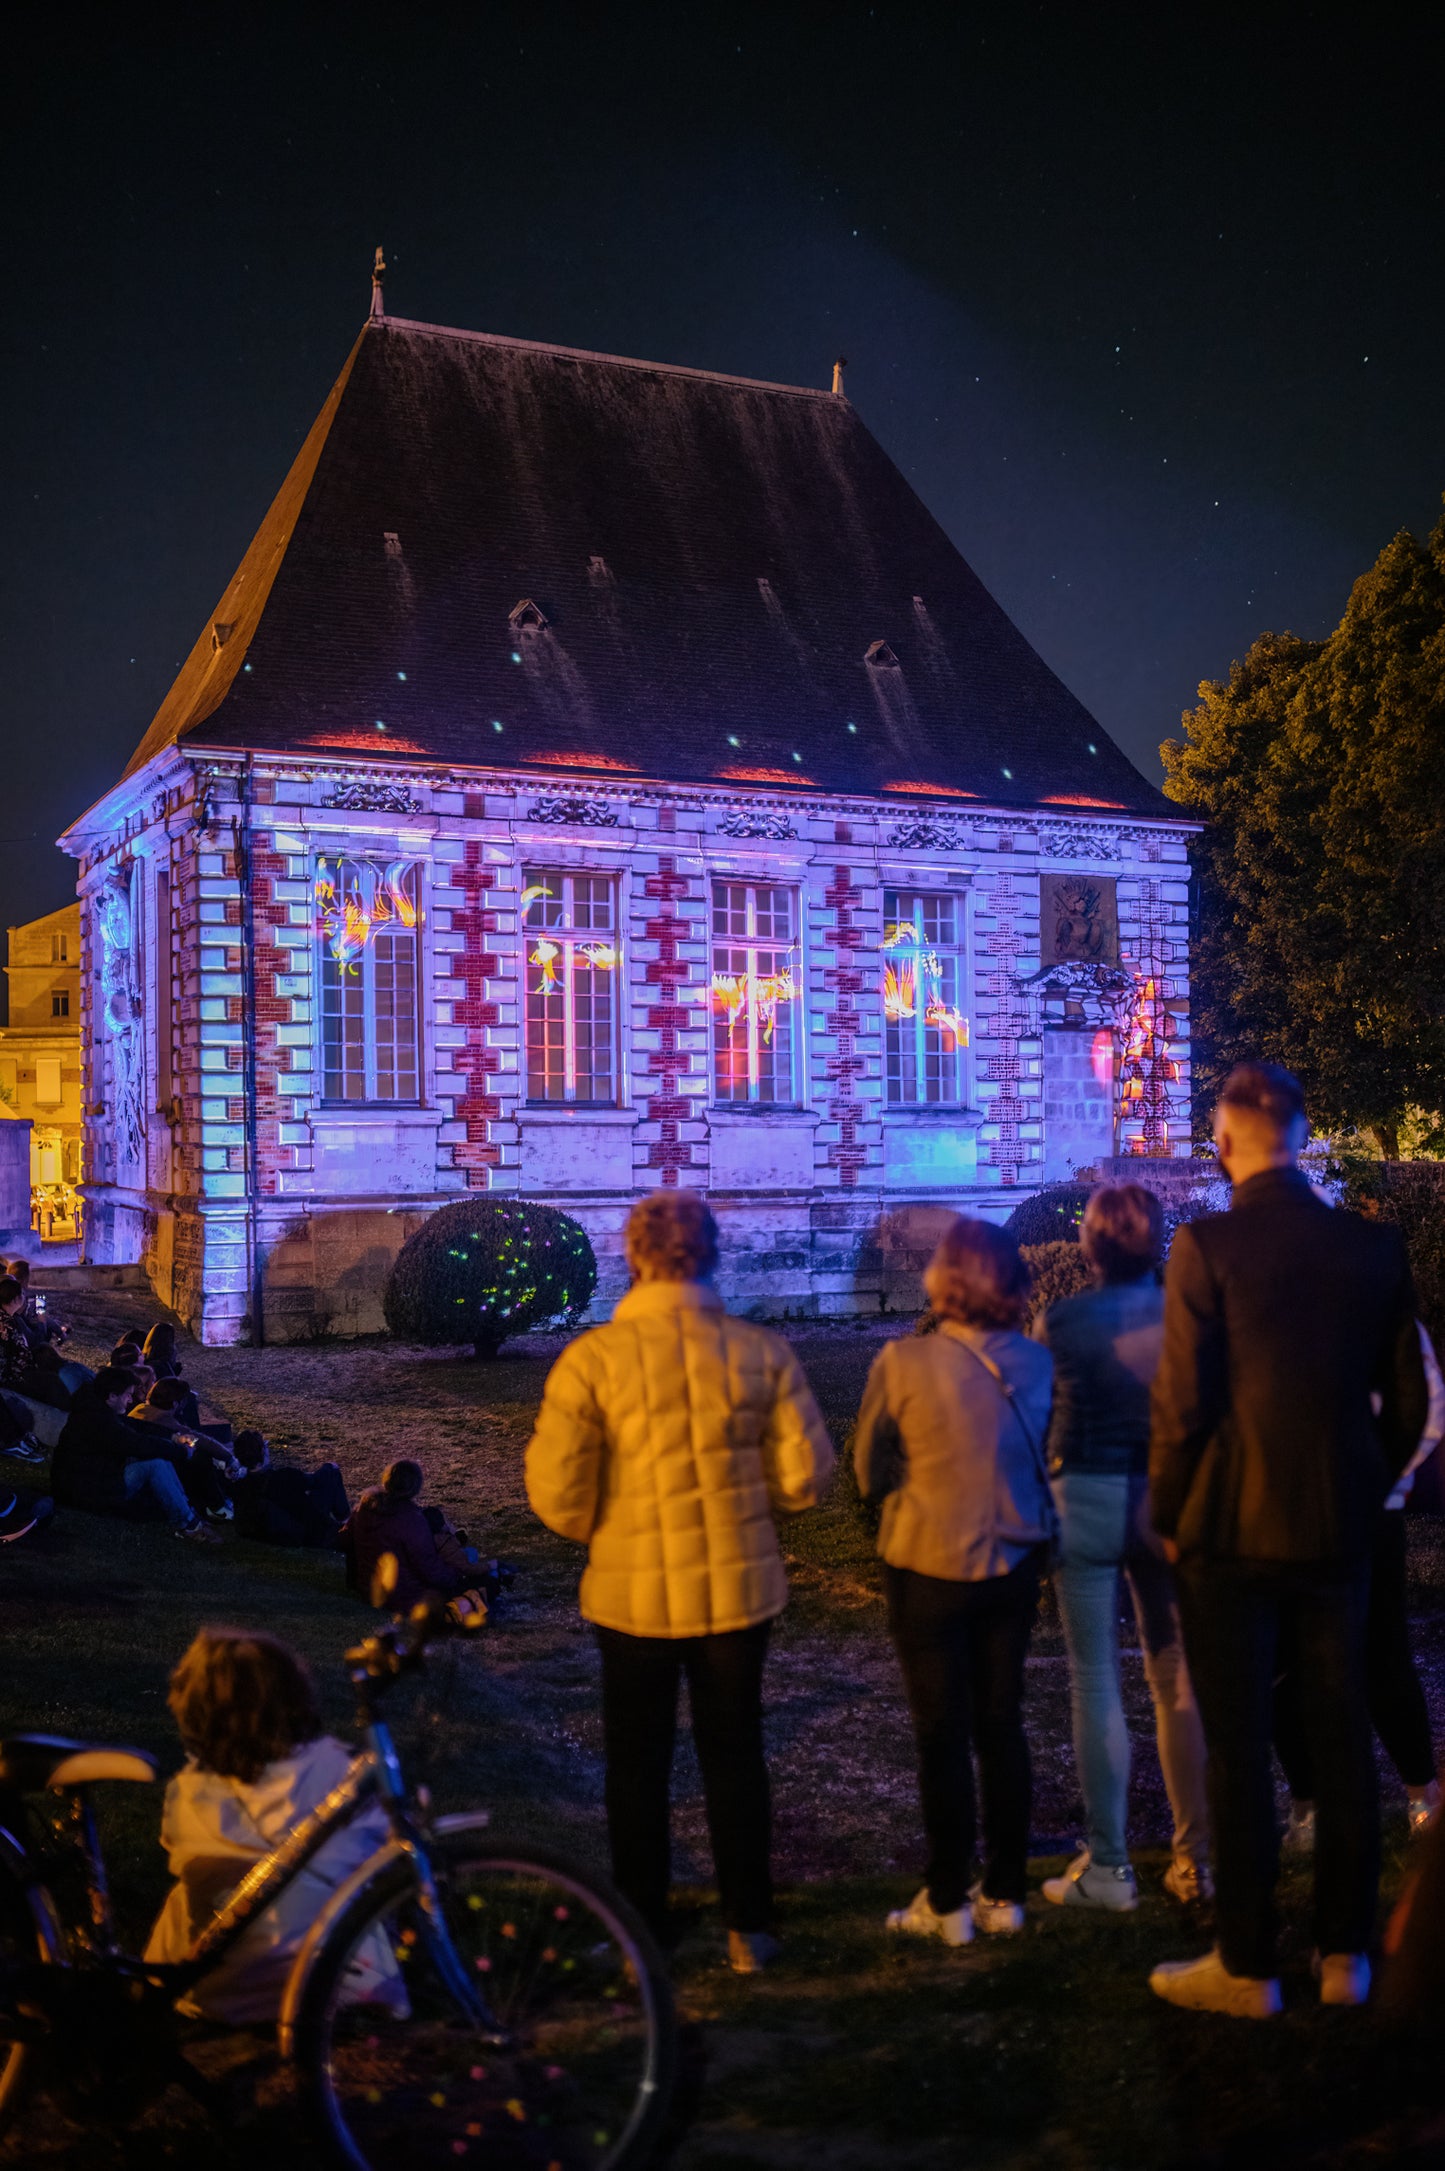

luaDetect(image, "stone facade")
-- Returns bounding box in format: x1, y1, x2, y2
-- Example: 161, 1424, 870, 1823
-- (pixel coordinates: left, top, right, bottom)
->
66, 753, 1194, 1343
0, 902, 83, 1235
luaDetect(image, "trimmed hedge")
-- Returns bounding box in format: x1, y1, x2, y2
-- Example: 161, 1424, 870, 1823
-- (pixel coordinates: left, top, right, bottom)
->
1338, 1161, 1445, 1356
383, 1198, 598, 1358
1020, 1239, 1094, 1325
1003, 1184, 1093, 1247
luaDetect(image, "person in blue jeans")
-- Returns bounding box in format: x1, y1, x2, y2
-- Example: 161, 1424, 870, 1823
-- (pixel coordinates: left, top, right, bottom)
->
1033, 1184, 1210, 1911
51, 1366, 222, 1546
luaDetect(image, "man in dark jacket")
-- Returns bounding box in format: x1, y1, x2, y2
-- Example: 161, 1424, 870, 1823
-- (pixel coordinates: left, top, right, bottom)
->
1148, 1063, 1427, 2017
51, 1367, 220, 1544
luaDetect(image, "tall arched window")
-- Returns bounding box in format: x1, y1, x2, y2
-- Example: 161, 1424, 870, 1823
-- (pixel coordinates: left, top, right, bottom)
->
316, 857, 421, 1104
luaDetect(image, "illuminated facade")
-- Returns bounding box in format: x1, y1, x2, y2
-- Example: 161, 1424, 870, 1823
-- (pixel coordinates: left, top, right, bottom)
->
60, 301, 1196, 1342
0, 903, 83, 1234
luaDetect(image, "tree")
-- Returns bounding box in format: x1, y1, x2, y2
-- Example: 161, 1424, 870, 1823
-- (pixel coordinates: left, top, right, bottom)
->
1162, 504, 1445, 1157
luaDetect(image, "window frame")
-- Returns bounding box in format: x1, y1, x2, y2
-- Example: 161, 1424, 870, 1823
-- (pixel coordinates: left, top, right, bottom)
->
710, 879, 802, 1108
521, 866, 622, 1108
51, 990, 70, 1018
881, 885, 972, 1109
316, 855, 424, 1109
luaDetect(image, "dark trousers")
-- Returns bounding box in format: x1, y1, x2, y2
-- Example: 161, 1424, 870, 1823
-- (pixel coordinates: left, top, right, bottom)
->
886, 1553, 1043, 1912
1274, 1512, 1436, 1796
595, 1620, 773, 1937
1178, 1561, 1378, 1976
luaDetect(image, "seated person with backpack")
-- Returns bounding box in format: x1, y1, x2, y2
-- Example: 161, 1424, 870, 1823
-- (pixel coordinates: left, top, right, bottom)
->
345, 1459, 491, 1612
128, 1378, 242, 1523
230, 1432, 350, 1548
51, 1367, 221, 1545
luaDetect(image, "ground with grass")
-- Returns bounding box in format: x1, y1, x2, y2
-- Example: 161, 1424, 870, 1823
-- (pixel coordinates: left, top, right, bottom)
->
1, 1294, 1442, 2167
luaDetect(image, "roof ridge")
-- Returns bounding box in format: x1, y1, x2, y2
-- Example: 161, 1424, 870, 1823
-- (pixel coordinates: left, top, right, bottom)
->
373, 316, 843, 401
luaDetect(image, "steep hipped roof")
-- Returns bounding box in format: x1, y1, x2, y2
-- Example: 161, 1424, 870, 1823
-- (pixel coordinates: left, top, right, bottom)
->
122, 315, 1169, 815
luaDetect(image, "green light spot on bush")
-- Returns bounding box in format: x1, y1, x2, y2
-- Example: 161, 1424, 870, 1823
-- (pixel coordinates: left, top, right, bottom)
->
382, 1197, 598, 1358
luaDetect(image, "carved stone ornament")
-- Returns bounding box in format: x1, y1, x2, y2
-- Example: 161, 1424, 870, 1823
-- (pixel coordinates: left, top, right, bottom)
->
1039, 823, 1125, 862
885, 821, 962, 851
717, 810, 799, 841
322, 780, 424, 816
525, 796, 620, 828
96, 864, 146, 1173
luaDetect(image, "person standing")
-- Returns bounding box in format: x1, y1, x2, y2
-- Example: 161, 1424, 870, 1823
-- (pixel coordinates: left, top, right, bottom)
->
526, 1191, 835, 1973
1148, 1063, 1427, 2017
1033, 1184, 1210, 1913
855, 1216, 1055, 1948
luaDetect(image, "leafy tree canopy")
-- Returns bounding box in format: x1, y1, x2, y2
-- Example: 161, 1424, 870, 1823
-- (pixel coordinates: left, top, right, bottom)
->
1162, 502, 1445, 1157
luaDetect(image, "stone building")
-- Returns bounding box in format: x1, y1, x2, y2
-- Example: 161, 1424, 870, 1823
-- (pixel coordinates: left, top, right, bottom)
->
60, 286, 1197, 1344
0, 903, 83, 1232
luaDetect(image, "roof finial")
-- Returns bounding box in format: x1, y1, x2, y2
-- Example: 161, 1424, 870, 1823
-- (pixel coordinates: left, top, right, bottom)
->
370, 245, 387, 319
831, 354, 848, 397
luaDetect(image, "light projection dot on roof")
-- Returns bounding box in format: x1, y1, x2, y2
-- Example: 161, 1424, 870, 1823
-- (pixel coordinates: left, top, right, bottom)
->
243, 664, 252, 673
1002, 767, 1012, 779
492, 720, 504, 732
846, 722, 857, 733
1088, 743, 1097, 754
792, 752, 802, 763
511, 651, 522, 663
397, 671, 407, 681
375, 720, 387, 732
727, 735, 740, 747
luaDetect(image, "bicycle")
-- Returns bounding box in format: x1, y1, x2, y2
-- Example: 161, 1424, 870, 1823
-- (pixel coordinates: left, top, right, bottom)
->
0, 1585, 676, 2168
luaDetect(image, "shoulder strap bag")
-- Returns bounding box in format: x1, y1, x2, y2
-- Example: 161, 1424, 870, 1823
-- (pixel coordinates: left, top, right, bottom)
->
957, 1338, 1060, 1557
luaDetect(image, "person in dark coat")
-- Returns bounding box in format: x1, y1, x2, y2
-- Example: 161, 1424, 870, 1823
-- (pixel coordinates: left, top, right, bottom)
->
1147, 1062, 1428, 2019
0, 1278, 70, 1412
345, 1459, 480, 1611
51, 1367, 220, 1543
230, 1432, 350, 1548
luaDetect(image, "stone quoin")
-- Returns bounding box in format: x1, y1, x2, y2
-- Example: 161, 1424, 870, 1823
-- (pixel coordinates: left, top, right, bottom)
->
59, 292, 1197, 1344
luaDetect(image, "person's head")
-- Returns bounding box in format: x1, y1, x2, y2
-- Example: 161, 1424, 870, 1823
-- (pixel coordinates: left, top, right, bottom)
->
142, 1322, 177, 1367
145, 1377, 191, 1413
0, 1277, 23, 1318
1213, 1062, 1307, 1184
112, 1330, 143, 1357
128, 1362, 156, 1398
625, 1190, 719, 1286
233, 1430, 270, 1472
93, 1363, 142, 1410
166, 1628, 321, 1785
383, 1459, 424, 1501
1081, 1184, 1165, 1285
6, 1259, 30, 1289
923, 1216, 1031, 1331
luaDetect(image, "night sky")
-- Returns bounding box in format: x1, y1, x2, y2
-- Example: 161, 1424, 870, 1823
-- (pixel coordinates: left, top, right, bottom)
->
5, 6, 1442, 986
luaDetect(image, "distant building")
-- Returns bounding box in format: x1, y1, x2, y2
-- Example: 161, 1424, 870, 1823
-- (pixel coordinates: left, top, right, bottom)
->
0, 903, 83, 1233
60, 287, 1197, 1344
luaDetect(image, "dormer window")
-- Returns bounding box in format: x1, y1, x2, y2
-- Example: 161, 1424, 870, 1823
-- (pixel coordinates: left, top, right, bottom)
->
509, 599, 549, 635
865, 639, 900, 670
383, 532, 402, 558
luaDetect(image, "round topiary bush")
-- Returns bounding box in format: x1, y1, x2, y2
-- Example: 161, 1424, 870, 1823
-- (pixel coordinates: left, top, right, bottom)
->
383, 1199, 598, 1358
1003, 1183, 1095, 1248
1019, 1239, 1094, 1325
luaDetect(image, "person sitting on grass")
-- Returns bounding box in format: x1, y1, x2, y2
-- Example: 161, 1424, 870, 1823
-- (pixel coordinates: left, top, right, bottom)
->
344, 1459, 482, 1612
0, 1276, 71, 1413
4, 1257, 90, 1396
128, 1377, 243, 1523
50, 1366, 221, 1545
144, 1628, 403, 2023
231, 1431, 351, 1549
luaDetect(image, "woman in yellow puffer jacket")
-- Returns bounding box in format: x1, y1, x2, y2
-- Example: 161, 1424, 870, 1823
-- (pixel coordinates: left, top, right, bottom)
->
526, 1190, 835, 1972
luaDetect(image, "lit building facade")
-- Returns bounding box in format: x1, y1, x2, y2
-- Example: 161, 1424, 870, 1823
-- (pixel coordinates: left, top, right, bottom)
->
61, 300, 1196, 1343
0, 903, 83, 1233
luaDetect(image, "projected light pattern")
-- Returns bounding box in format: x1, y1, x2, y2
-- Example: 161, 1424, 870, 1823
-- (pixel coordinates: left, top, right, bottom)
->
316, 857, 418, 971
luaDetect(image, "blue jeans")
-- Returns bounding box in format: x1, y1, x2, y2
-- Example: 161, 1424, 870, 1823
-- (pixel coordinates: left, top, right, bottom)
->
122, 1457, 194, 1527
1053, 1470, 1209, 1869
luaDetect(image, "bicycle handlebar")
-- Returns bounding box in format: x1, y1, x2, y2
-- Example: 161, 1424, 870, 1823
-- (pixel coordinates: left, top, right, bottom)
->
344, 1589, 484, 1690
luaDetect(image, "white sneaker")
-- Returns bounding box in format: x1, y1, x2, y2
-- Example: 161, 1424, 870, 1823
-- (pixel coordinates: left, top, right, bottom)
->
971, 1893, 1026, 1936
885, 1887, 973, 1946
1282, 1801, 1315, 1853
1317, 1952, 1371, 2007
1042, 1850, 1138, 1912
1150, 1947, 1283, 2018
727, 1930, 781, 1975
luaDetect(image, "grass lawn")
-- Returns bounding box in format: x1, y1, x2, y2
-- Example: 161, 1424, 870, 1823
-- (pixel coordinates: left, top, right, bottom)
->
2, 1293, 1443, 2167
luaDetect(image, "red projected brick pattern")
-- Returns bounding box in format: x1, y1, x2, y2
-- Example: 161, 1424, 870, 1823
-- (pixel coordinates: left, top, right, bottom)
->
643, 856, 695, 1187
824, 866, 867, 1188
451, 842, 502, 1189
243, 835, 293, 1193
977, 870, 1031, 1187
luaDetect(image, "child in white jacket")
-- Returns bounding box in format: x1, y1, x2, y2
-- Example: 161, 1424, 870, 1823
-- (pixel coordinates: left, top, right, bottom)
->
145, 1628, 403, 2023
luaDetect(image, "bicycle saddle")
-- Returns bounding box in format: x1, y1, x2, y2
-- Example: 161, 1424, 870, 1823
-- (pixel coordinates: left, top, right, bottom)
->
0, 1734, 156, 1791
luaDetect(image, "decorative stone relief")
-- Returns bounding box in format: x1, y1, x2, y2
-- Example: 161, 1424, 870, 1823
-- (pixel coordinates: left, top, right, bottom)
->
97, 865, 146, 1172
885, 821, 962, 851
717, 811, 799, 841
525, 797, 620, 828
322, 780, 423, 815
1039, 824, 1126, 861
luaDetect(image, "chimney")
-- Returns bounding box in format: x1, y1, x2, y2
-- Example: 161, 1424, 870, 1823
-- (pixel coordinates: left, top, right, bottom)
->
370, 245, 386, 319
831, 355, 848, 397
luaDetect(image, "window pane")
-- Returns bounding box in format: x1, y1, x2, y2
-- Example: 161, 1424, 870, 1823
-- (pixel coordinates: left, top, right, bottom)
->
883, 889, 966, 1106
318, 857, 419, 1103
524, 870, 618, 1103
711, 885, 798, 1104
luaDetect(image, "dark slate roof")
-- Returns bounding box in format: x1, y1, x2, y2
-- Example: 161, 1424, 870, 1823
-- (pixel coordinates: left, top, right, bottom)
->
123, 316, 1169, 815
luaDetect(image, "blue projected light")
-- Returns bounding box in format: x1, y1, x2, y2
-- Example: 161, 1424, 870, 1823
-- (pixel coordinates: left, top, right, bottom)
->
492, 720, 504, 733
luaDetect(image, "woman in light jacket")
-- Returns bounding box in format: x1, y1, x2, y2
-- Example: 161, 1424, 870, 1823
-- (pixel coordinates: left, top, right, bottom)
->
855, 1215, 1054, 1946
526, 1190, 835, 1972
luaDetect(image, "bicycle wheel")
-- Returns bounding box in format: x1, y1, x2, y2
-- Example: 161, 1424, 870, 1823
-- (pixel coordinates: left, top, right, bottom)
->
292, 1831, 676, 2171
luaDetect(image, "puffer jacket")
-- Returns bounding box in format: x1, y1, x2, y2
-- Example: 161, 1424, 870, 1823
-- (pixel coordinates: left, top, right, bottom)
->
525, 1280, 836, 1637
854, 1321, 1056, 1581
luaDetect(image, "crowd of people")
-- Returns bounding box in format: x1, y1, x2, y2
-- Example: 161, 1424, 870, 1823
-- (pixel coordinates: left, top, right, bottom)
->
523, 1061, 1443, 2012
8, 1059, 1444, 2030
